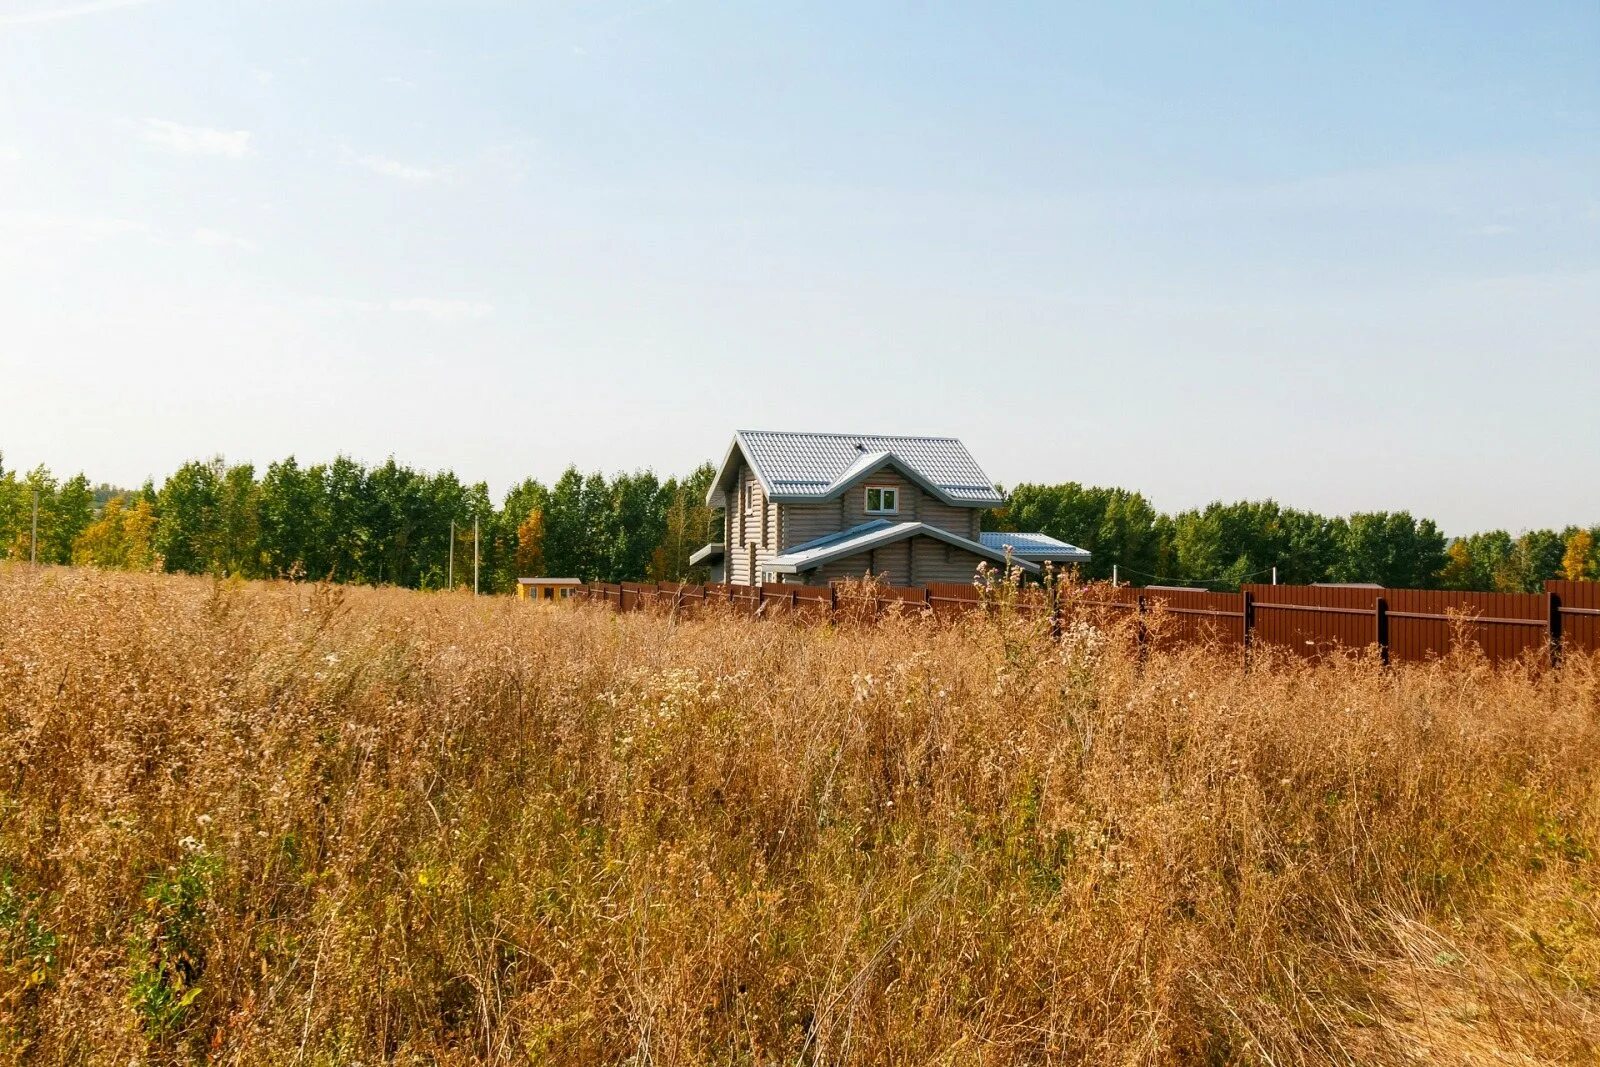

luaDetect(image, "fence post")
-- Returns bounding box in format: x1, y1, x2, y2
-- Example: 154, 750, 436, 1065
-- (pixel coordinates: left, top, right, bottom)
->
829, 582, 838, 622
1375, 595, 1389, 666
1549, 590, 1562, 669
1241, 590, 1254, 666
1136, 594, 1148, 663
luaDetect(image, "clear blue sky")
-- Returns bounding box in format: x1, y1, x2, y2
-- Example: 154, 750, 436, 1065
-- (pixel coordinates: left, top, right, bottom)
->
1, 1, 1595, 534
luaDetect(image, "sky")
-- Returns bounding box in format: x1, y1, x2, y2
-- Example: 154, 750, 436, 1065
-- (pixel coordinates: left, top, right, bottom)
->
0, 1, 1596, 535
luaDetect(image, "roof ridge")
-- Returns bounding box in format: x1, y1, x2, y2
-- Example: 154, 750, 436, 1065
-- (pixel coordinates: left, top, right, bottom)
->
738, 429, 962, 442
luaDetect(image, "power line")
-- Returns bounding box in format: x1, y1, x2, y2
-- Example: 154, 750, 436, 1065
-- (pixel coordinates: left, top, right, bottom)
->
1112, 563, 1276, 589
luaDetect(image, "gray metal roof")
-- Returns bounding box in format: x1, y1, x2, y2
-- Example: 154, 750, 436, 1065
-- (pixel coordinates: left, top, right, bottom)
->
978, 531, 1091, 561
710, 430, 1004, 507
770, 519, 1039, 576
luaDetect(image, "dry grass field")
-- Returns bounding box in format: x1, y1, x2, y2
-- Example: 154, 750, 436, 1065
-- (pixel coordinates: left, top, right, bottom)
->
1, 565, 1598, 1065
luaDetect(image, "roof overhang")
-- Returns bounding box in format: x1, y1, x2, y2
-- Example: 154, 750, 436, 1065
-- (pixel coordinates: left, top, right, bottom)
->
688, 542, 725, 566
978, 531, 1092, 563
768, 520, 1040, 576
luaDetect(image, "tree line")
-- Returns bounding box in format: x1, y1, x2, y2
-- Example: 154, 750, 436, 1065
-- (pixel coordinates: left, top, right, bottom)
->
1, 452, 1594, 592
988, 484, 1598, 591
0, 453, 716, 592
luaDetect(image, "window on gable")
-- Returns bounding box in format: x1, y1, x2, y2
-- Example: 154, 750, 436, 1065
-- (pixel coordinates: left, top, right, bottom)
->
865, 486, 899, 515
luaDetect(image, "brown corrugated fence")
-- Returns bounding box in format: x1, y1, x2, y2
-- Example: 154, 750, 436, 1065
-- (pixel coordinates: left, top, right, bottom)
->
569, 579, 1600, 667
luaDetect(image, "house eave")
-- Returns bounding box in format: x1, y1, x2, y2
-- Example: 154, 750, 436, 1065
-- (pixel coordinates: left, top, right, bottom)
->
688, 542, 725, 566
771, 520, 1040, 577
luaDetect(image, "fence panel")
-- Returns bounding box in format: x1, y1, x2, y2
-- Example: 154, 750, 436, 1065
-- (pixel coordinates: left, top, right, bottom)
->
792, 585, 835, 620
1244, 584, 1379, 658
1140, 588, 1247, 651
1385, 588, 1550, 665
925, 581, 979, 621
655, 582, 706, 616
569, 578, 1600, 668
1549, 580, 1600, 658
876, 585, 929, 617
758, 584, 799, 617
1063, 584, 1140, 632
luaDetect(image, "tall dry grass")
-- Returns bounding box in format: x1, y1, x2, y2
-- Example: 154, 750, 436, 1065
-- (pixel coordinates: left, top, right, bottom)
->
0, 564, 1597, 1065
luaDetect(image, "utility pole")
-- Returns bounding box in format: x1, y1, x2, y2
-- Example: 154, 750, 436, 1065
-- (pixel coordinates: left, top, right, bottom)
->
448, 520, 454, 590
1272, 566, 1278, 586
1111, 563, 1118, 588
30, 490, 38, 565
473, 516, 480, 596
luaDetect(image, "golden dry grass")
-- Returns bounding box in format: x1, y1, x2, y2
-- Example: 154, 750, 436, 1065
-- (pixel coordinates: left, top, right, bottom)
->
1, 564, 1597, 1065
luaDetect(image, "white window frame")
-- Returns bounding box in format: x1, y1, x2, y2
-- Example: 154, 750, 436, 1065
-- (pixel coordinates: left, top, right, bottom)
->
864, 485, 899, 515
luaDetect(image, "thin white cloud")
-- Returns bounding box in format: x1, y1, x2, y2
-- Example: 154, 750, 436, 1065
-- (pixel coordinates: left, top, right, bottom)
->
0, 209, 150, 241
0, 0, 157, 27
389, 298, 493, 322
354, 152, 446, 183
141, 118, 253, 159
193, 227, 259, 252
0, 146, 21, 162
1473, 223, 1515, 236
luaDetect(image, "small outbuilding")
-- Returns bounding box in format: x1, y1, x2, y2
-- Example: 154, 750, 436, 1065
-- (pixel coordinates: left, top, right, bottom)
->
517, 577, 583, 602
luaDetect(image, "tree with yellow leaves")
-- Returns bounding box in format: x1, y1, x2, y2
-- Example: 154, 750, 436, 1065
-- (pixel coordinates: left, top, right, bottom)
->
72, 496, 160, 571
515, 507, 546, 577
1438, 538, 1475, 589
1563, 528, 1596, 581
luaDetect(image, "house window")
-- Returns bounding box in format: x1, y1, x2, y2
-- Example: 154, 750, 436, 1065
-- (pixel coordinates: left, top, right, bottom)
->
865, 486, 899, 515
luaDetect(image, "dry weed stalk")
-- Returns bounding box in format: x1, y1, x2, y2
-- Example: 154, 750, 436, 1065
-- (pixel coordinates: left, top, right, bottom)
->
0, 564, 1596, 1064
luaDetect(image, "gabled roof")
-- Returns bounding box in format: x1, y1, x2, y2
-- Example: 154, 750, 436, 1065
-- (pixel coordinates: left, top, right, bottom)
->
708, 430, 1004, 508
769, 520, 1040, 576
978, 531, 1092, 562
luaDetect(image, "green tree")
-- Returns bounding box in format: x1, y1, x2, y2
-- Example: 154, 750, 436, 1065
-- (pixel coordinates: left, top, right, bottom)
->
651, 464, 717, 581
990, 483, 1162, 582
216, 464, 262, 577
501, 477, 551, 588
1331, 512, 1447, 588
0, 455, 26, 558
259, 457, 327, 578
46, 474, 96, 564
1497, 529, 1566, 593
325, 455, 369, 582
155, 460, 226, 574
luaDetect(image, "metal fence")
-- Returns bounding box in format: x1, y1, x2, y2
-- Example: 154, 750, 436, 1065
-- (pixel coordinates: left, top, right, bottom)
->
570, 578, 1600, 667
